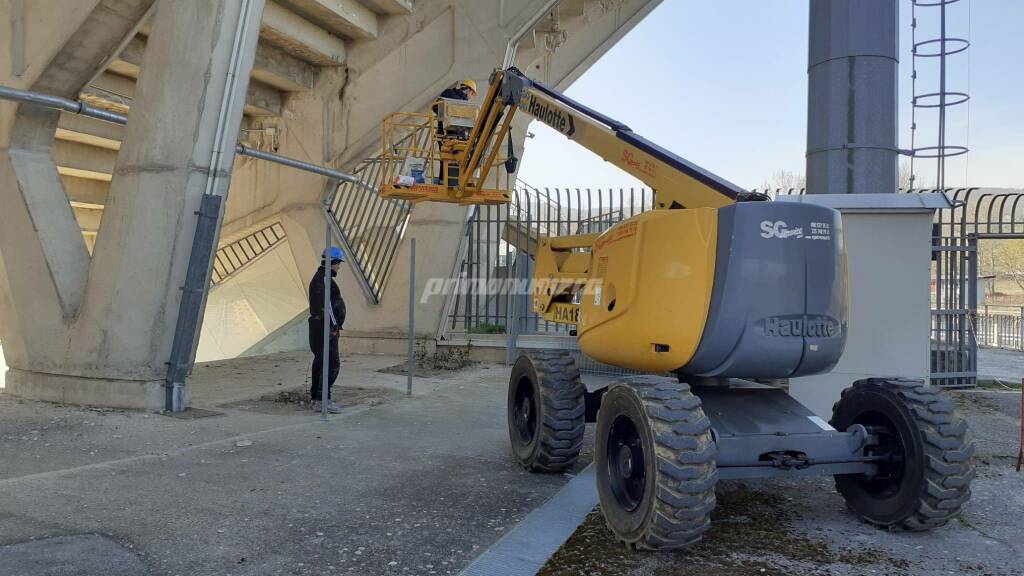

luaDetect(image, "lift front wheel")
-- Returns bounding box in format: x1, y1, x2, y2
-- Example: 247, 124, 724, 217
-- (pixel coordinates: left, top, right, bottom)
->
507, 351, 585, 472
595, 377, 718, 550
831, 378, 974, 530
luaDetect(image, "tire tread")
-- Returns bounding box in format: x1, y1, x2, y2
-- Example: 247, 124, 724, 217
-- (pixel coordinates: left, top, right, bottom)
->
830, 377, 974, 531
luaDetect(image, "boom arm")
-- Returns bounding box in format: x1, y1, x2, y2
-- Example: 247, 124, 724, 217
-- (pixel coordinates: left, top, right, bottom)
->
463, 68, 746, 209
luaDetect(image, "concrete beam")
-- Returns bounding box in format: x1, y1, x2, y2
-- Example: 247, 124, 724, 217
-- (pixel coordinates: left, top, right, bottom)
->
79, 72, 136, 114
244, 80, 284, 116
357, 0, 414, 15
278, 0, 378, 39
261, 1, 347, 65
132, 25, 316, 92
54, 128, 120, 151
57, 112, 125, 146
55, 120, 122, 151
61, 175, 110, 206
110, 35, 284, 115
252, 42, 318, 91
106, 35, 145, 78
52, 140, 117, 179
72, 205, 103, 234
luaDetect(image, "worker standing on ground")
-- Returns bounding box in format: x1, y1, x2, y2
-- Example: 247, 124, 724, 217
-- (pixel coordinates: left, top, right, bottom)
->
309, 247, 346, 413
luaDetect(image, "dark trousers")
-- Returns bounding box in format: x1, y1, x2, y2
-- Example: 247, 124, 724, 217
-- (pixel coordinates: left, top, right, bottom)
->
309, 317, 340, 401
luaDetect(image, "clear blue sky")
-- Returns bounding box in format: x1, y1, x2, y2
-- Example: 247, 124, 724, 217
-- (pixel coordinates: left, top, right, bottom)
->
517, 0, 1024, 191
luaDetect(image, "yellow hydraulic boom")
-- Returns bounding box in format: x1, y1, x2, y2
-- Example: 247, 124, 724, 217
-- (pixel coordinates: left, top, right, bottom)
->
383, 67, 770, 370
380, 67, 750, 208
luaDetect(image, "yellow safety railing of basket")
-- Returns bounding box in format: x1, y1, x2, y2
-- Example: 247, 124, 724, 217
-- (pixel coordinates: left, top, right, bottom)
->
380, 108, 512, 205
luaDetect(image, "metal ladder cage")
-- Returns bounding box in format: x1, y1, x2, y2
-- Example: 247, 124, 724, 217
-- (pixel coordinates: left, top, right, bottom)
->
909, 0, 971, 191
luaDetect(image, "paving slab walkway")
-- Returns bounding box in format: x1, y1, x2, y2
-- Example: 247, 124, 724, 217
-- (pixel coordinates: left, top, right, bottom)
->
0, 353, 584, 576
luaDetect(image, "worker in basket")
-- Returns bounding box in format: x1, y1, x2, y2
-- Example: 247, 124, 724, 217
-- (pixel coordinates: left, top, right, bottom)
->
433, 79, 478, 139
430, 79, 479, 186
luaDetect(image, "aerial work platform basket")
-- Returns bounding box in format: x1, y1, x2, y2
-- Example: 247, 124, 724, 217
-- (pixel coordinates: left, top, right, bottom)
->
379, 97, 513, 205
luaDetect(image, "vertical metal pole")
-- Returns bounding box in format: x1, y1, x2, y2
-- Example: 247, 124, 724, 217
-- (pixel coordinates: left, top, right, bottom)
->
968, 238, 978, 384
322, 217, 330, 421
1018, 377, 1024, 471
407, 238, 416, 396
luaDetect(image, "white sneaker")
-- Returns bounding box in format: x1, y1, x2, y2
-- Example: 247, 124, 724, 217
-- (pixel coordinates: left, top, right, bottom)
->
312, 400, 343, 414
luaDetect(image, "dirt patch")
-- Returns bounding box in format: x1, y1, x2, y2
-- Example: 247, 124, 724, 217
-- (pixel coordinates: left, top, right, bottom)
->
222, 385, 399, 415
539, 483, 910, 576
378, 345, 476, 377
952, 390, 1004, 413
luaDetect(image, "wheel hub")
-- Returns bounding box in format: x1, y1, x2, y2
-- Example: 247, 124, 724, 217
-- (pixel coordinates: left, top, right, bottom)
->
606, 415, 645, 512
512, 377, 538, 444
616, 443, 635, 477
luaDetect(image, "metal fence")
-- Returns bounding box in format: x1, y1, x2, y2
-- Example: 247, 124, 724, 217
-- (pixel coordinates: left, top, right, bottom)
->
977, 306, 1024, 351
211, 221, 286, 285
438, 184, 655, 375
442, 184, 1024, 385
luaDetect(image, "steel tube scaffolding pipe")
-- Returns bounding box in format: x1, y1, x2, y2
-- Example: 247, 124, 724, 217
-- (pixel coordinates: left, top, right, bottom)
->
0, 85, 370, 189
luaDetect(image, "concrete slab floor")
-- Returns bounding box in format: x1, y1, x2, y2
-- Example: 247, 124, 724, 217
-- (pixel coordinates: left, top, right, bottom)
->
0, 352, 585, 576
2, 352, 1021, 576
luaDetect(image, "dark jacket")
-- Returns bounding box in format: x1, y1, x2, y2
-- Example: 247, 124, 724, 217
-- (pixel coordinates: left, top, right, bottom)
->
433, 87, 470, 115
439, 87, 470, 101
309, 266, 346, 330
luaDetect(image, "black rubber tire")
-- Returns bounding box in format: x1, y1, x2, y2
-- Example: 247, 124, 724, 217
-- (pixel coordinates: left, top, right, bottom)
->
831, 378, 974, 531
507, 350, 585, 473
595, 377, 717, 550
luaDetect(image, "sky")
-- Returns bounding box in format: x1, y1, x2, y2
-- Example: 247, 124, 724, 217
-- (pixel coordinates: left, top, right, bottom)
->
516, 0, 1024, 191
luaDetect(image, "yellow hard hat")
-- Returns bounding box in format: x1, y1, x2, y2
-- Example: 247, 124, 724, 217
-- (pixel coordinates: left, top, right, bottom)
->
459, 79, 478, 93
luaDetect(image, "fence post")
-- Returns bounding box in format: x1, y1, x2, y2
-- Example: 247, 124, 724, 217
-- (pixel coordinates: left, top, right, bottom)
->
407, 237, 415, 397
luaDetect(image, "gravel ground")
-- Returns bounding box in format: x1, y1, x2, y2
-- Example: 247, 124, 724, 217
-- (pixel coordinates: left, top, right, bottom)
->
538, 389, 1024, 576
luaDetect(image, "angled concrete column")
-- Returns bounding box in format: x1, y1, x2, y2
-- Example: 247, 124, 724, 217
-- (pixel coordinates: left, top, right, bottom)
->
0, 0, 264, 409
0, 0, 156, 391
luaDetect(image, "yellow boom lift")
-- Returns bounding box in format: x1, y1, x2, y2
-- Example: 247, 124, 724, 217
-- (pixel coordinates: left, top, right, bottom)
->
381, 68, 973, 549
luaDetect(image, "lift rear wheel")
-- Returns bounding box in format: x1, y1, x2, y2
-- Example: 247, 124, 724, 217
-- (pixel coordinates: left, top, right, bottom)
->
595, 377, 718, 550
831, 378, 974, 530
507, 350, 585, 472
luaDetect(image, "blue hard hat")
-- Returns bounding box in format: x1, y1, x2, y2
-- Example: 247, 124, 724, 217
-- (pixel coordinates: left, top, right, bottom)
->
322, 246, 345, 262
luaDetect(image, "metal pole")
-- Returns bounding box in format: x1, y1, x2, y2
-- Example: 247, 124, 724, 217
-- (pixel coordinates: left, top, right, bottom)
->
322, 217, 331, 421
0, 86, 370, 190
1018, 378, 1023, 472
407, 238, 416, 396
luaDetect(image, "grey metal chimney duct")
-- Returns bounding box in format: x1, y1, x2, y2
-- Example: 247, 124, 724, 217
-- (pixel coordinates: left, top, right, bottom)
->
807, 0, 899, 194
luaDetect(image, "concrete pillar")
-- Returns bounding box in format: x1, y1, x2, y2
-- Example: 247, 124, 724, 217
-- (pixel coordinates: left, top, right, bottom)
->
0, 0, 263, 409
0, 0, 156, 389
